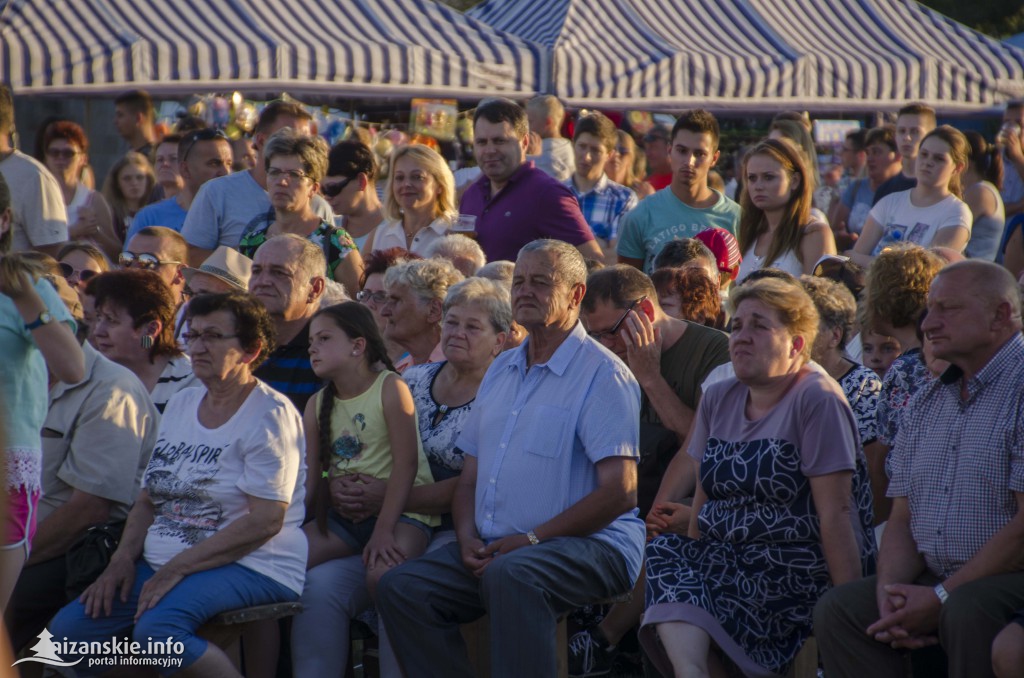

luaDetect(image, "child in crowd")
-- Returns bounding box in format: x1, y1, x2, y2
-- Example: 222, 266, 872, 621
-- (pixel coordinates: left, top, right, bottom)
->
302, 302, 437, 595
860, 329, 901, 378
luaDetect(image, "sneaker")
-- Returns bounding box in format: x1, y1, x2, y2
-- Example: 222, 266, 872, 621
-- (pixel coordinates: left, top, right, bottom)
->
568, 627, 613, 677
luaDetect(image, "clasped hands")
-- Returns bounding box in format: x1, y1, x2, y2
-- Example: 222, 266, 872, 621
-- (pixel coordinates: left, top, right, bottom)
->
865, 583, 941, 650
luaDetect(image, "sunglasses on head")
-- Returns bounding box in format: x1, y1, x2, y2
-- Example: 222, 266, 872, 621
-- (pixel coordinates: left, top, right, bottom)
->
58, 262, 99, 283
180, 128, 229, 162
118, 252, 182, 270
813, 255, 865, 298
321, 175, 355, 198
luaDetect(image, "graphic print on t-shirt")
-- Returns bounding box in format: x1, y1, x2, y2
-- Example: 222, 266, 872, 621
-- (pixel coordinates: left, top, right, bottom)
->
331, 412, 366, 473
145, 437, 226, 546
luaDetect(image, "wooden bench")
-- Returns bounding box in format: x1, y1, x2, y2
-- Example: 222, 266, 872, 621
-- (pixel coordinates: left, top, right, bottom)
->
197, 602, 303, 667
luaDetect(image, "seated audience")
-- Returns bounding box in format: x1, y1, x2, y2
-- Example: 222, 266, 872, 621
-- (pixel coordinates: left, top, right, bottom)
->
962, 130, 1005, 261
292, 277, 510, 676
382, 257, 464, 371
86, 269, 197, 413
49, 292, 307, 676
641, 277, 875, 678
57, 241, 110, 303
356, 247, 421, 364
815, 261, 1024, 678
323, 140, 385, 253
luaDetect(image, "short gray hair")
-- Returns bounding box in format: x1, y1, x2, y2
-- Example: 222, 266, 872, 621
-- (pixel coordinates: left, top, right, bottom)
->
477, 260, 515, 292
263, 127, 329, 184
425, 235, 486, 277
800, 275, 856, 350
385, 257, 464, 306
518, 239, 587, 287
444, 277, 512, 334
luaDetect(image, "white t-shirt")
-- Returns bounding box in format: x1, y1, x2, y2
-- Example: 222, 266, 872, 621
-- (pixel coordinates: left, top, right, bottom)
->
372, 216, 452, 257
142, 382, 308, 594
0, 150, 67, 251
868, 190, 972, 255
181, 170, 333, 250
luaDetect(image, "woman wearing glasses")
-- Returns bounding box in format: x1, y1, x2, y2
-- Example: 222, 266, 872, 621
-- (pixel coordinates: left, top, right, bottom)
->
50, 291, 307, 676
86, 269, 197, 413
239, 128, 364, 297
605, 130, 655, 199
102, 151, 156, 245
42, 121, 120, 260
323, 141, 385, 254
357, 247, 422, 365
372, 144, 458, 257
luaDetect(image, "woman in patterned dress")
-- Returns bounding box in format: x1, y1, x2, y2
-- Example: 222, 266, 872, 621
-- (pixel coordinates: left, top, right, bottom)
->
640, 277, 876, 678
239, 127, 364, 296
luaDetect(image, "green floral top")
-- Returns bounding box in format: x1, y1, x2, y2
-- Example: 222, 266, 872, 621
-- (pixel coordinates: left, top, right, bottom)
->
239, 211, 357, 281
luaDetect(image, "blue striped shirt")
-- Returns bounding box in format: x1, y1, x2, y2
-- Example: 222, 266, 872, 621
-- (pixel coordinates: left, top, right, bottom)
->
564, 174, 638, 243
456, 321, 646, 582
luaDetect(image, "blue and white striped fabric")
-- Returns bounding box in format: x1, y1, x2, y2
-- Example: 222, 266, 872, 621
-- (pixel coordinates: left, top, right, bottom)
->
0, 0, 547, 98
469, 0, 1024, 112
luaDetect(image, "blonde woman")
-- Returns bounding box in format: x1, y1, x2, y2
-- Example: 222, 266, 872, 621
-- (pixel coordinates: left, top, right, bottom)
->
367, 144, 457, 256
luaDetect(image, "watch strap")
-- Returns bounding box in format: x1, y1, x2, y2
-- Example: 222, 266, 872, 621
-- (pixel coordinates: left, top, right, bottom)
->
24, 311, 52, 331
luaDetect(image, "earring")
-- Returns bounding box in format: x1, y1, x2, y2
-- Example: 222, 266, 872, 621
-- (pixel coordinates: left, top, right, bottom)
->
140, 335, 153, 350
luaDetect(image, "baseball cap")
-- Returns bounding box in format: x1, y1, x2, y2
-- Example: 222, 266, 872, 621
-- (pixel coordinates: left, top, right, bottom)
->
695, 228, 742, 281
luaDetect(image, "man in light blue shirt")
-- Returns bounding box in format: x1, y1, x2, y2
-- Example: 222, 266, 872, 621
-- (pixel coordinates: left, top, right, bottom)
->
377, 239, 644, 678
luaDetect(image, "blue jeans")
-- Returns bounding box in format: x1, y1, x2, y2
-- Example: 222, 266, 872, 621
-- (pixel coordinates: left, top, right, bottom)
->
376, 536, 632, 678
48, 560, 298, 675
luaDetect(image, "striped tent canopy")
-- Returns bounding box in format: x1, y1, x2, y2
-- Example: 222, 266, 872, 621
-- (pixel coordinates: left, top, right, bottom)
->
0, 0, 547, 99
468, 0, 1024, 112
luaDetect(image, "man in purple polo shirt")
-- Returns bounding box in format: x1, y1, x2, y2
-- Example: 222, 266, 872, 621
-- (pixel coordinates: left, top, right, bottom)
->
460, 98, 603, 263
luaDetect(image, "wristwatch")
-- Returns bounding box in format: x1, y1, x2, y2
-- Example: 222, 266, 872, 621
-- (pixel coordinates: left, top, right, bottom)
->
526, 530, 540, 545
933, 583, 949, 605
24, 311, 53, 331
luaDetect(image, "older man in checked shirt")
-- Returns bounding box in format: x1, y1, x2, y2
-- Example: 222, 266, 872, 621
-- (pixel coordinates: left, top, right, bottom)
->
815, 260, 1024, 678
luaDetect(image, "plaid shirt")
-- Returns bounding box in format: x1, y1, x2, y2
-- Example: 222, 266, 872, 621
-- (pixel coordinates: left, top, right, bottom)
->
888, 333, 1024, 579
564, 174, 638, 243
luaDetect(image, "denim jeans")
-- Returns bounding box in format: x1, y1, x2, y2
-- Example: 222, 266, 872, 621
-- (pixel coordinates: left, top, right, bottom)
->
48, 560, 298, 675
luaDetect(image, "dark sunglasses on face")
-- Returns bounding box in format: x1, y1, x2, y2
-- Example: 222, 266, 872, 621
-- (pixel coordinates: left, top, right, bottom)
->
321, 175, 355, 198
58, 262, 99, 283
180, 128, 229, 162
119, 252, 182, 270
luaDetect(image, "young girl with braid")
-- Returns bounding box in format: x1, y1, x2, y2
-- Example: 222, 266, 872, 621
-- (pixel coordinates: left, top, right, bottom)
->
301, 302, 437, 595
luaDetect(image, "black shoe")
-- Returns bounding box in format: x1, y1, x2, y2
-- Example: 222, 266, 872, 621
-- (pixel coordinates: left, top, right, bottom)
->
568, 627, 614, 677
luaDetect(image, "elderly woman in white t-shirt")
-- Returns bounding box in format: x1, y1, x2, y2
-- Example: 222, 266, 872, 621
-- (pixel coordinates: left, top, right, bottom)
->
50, 291, 307, 676
849, 126, 972, 266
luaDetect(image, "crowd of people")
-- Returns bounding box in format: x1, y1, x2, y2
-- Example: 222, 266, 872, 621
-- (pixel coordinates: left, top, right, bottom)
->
0, 80, 1023, 678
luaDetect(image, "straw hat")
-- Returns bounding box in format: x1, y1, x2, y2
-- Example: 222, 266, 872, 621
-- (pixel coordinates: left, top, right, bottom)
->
182, 246, 252, 291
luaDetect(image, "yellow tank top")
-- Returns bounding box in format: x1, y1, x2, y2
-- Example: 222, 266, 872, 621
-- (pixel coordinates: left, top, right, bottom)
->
317, 371, 439, 527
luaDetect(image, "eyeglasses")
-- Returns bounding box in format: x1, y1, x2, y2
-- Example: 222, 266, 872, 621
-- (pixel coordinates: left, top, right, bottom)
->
588, 296, 646, 342
267, 167, 310, 183
181, 330, 238, 346
356, 289, 388, 305
59, 262, 99, 283
322, 176, 354, 198
46, 148, 80, 159
180, 128, 229, 162
118, 252, 183, 270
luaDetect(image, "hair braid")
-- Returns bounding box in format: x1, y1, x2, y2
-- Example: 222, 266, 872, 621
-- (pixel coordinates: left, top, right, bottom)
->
314, 382, 336, 535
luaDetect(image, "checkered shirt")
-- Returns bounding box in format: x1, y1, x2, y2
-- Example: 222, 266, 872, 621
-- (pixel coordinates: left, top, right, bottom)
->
888, 333, 1024, 579
564, 174, 638, 243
